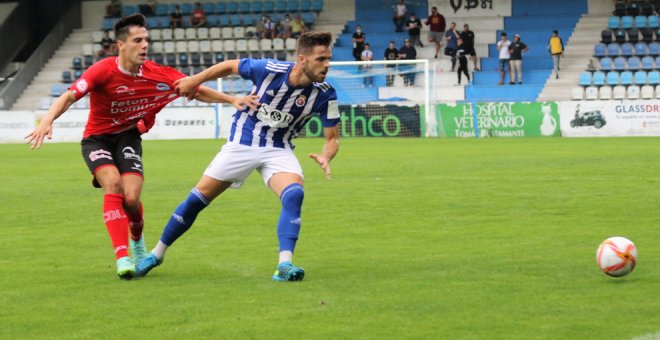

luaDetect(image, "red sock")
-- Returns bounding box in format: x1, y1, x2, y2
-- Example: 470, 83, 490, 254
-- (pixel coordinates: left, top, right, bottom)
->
103, 193, 130, 259
127, 202, 144, 241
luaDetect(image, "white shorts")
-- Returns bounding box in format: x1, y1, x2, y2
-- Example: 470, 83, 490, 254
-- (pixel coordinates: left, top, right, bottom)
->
203, 142, 303, 189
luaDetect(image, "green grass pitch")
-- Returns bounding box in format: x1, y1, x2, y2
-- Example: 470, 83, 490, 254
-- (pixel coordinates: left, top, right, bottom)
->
1, 137, 659, 339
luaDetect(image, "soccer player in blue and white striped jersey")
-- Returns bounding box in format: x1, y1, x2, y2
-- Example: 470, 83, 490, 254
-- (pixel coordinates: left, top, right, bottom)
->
136, 32, 340, 281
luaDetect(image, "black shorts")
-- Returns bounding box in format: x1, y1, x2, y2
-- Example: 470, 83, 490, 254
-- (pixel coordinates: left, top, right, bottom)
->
81, 128, 143, 187
464, 45, 476, 56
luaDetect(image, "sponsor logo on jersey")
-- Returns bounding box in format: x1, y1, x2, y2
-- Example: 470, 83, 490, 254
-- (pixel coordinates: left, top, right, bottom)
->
257, 103, 294, 128
156, 83, 170, 91
295, 95, 307, 107
114, 85, 135, 95
131, 162, 143, 172
122, 146, 141, 161
76, 79, 88, 93
89, 149, 113, 162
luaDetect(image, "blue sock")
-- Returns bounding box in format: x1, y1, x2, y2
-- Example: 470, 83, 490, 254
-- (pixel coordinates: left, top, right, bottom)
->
277, 183, 304, 252
160, 188, 209, 246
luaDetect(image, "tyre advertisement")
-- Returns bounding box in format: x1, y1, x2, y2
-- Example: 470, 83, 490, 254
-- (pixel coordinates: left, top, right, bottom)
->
436, 102, 560, 138
302, 104, 422, 137
558, 101, 660, 137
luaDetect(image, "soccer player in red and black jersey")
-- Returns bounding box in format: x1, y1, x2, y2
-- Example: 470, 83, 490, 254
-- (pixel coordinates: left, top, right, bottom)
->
25, 14, 258, 279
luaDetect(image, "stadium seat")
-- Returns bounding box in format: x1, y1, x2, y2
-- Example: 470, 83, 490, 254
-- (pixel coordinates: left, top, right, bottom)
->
301, 12, 315, 26
202, 52, 213, 66
275, 0, 287, 12
620, 71, 634, 85
634, 70, 647, 84
601, 29, 613, 44
634, 41, 648, 56
614, 29, 627, 43
190, 52, 201, 66
251, 1, 263, 13
628, 56, 641, 70
641, 2, 654, 16
622, 15, 634, 29
621, 42, 634, 57
285, 38, 297, 50
211, 40, 223, 52
215, 52, 226, 63
599, 85, 612, 99
641, 27, 654, 43
223, 39, 236, 52
92, 31, 103, 43
175, 41, 188, 53
72, 57, 82, 70
272, 38, 284, 51
571, 86, 584, 100
235, 39, 248, 52
287, 0, 299, 12
188, 40, 200, 52
260, 38, 273, 51
311, 0, 323, 12
608, 15, 621, 29
579, 72, 592, 86
628, 28, 639, 43
161, 28, 172, 40
648, 70, 660, 85
183, 27, 195, 40
209, 27, 221, 39
263, 0, 275, 12
158, 16, 170, 28
83, 55, 94, 68
50, 83, 64, 97
203, 2, 215, 14
238, 1, 251, 13
156, 4, 169, 16
585, 86, 599, 100
599, 57, 613, 71
221, 26, 233, 38
173, 28, 185, 40
628, 85, 641, 98
641, 55, 655, 70
197, 27, 209, 40
626, 3, 639, 16
606, 43, 620, 57
234, 26, 245, 38
247, 39, 260, 53
151, 53, 164, 64
181, 3, 193, 15
594, 43, 607, 58
300, 0, 311, 11
163, 41, 175, 53
199, 40, 211, 52
614, 2, 626, 16
178, 53, 189, 67
593, 71, 606, 85
62, 71, 72, 84
650, 41, 660, 56
225, 1, 237, 14
263, 50, 275, 59
216, 2, 227, 14
207, 14, 219, 27
606, 71, 620, 85
635, 15, 647, 29
152, 41, 163, 53
82, 43, 93, 56
649, 15, 660, 29
245, 26, 257, 38
614, 56, 627, 70
165, 53, 176, 66
641, 84, 655, 98
613, 85, 627, 99
74, 69, 82, 79
151, 29, 162, 41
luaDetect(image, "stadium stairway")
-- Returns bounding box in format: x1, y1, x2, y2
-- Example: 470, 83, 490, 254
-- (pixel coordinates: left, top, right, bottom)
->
465, 0, 588, 102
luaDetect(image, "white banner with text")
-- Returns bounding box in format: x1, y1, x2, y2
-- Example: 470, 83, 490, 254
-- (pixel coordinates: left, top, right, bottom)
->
558, 101, 660, 137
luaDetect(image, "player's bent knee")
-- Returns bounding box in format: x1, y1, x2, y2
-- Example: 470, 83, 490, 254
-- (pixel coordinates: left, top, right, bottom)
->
122, 195, 141, 211
280, 183, 304, 210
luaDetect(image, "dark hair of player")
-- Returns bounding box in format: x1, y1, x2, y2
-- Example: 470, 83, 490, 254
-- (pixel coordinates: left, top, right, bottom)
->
296, 32, 333, 55
114, 14, 147, 42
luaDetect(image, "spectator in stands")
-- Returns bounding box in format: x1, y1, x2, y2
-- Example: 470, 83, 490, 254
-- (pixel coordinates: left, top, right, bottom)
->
460, 24, 480, 71
278, 14, 293, 39
444, 22, 460, 71
425, 6, 446, 59
406, 13, 423, 47
190, 2, 207, 28
496, 32, 512, 85
547, 30, 564, 79
384, 41, 399, 86
455, 38, 470, 86
290, 15, 307, 38
258, 15, 277, 39
509, 34, 529, 85
352, 25, 366, 61
139, 0, 157, 16
170, 5, 183, 29
106, 0, 122, 18
398, 38, 417, 86
97, 30, 117, 58
361, 43, 374, 87
393, 0, 407, 32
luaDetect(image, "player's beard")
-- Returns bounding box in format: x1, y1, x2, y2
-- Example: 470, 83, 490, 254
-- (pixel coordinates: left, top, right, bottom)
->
305, 64, 328, 83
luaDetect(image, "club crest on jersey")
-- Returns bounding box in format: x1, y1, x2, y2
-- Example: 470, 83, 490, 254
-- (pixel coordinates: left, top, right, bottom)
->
76, 79, 88, 93
295, 95, 307, 107
156, 83, 170, 91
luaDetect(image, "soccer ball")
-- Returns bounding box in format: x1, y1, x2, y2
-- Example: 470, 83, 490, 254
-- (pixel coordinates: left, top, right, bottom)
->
596, 236, 638, 277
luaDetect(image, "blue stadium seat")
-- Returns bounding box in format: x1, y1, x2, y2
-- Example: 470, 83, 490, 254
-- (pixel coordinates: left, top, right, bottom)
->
620, 71, 634, 85
275, 0, 287, 12
607, 43, 620, 57
301, 12, 315, 25
159, 16, 170, 28
156, 4, 169, 16
621, 42, 634, 57
634, 71, 647, 84
263, 1, 275, 12
600, 57, 613, 71
215, 52, 226, 63
252, 1, 263, 13
227, 1, 239, 14
579, 72, 592, 86
166, 53, 177, 66
203, 2, 215, 14
614, 56, 627, 71
181, 3, 193, 15
190, 52, 201, 66
179, 53, 189, 67
300, 0, 311, 11
122, 5, 137, 16
151, 53, 164, 64
634, 42, 648, 56
635, 15, 647, 28
594, 43, 606, 57
622, 16, 634, 29
238, 1, 251, 13
72, 57, 82, 70
216, 2, 227, 14
74, 69, 82, 79
218, 14, 230, 26
593, 71, 606, 86
51, 83, 64, 97
642, 55, 655, 70
606, 71, 620, 85
608, 16, 620, 29
83, 55, 94, 68
602, 29, 613, 44
628, 28, 640, 43
207, 14, 219, 26
628, 56, 641, 70
62, 71, 72, 84
642, 27, 654, 43
650, 41, 660, 56
202, 52, 213, 66
102, 18, 114, 31
648, 70, 660, 85
229, 14, 241, 26
147, 17, 160, 29
242, 14, 255, 26
649, 15, 660, 29
287, 0, 299, 12
311, 0, 323, 12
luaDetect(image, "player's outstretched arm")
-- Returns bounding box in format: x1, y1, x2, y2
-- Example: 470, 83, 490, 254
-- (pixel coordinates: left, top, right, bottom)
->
193, 86, 260, 111
24, 90, 77, 149
175, 59, 241, 100
309, 125, 339, 180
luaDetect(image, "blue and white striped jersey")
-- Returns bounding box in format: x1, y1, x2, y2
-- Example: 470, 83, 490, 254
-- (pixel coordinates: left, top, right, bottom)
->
229, 58, 340, 149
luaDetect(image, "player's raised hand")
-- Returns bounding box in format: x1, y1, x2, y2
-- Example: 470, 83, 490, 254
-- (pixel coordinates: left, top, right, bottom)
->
232, 94, 260, 111
309, 153, 332, 180
24, 123, 53, 149
174, 76, 200, 100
